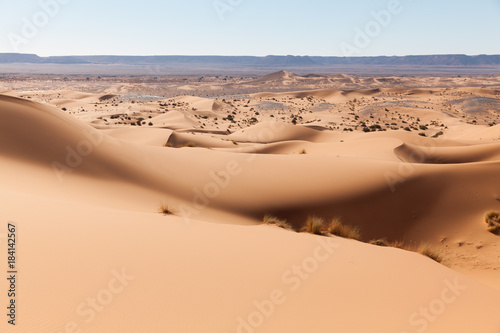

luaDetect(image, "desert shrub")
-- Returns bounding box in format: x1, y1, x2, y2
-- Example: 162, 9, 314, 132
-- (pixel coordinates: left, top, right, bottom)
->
328, 218, 361, 240
388, 240, 406, 249
369, 238, 390, 246
159, 203, 174, 215
263, 214, 294, 231
369, 238, 443, 263
302, 216, 326, 235
417, 243, 443, 263
385, 241, 442, 263
485, 211, 500, 234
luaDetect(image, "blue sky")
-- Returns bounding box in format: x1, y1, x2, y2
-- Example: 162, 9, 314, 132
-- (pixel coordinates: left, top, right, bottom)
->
0, 0, 499, 56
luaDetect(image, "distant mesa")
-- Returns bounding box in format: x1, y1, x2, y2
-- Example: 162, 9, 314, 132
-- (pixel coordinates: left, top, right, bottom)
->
0, 53, 42, 63
2, 53, 500, 67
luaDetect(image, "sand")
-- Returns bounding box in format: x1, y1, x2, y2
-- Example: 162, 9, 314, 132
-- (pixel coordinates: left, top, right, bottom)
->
1, 73, 500, 332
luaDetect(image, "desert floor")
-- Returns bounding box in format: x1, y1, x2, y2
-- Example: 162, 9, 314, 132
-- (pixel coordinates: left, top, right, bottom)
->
1, 72, 500, 332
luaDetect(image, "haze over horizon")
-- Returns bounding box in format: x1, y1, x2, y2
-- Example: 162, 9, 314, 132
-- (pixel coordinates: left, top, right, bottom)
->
3, 52, 500, 57
0, 0, 499, 57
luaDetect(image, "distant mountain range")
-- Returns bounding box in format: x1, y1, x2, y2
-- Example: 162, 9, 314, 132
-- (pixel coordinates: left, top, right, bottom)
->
1, 53, 500, 75
1, 53, 500, 66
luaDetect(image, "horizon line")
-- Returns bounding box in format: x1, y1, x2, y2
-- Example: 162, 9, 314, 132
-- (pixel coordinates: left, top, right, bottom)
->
2, 53, 500, 58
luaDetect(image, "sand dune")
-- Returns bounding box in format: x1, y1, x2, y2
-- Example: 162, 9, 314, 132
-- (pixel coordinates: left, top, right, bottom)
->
150, 110, 198, 130
246, 70, 305, 85
1, 190, 500, 333
395, 142, 500, 163
105, 127, 173, 146
1, 191, 500, 332
228, 122, 321, 143
454, 124, 500, 140
253, 88, 346, 101
1, 74, 500, 333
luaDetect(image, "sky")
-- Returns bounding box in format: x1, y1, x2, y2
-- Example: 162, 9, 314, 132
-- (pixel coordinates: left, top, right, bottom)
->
0, 0, 499, 57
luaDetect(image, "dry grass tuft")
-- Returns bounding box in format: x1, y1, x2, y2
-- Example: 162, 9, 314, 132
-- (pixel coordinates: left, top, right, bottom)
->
302, 216, 326, 235
184, 142, 197, 148
369, 238, 390, 246
368, 238, 444, 264
389, 240, 406, 249
485, 211, 500, 234
263, 214, 295, 231
328, 218, 361, 240
417, 243, 443, 263
159, 203, 174, 215
487, 225, 500, 234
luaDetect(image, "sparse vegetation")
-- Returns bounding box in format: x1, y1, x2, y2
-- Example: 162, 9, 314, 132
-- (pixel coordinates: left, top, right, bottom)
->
417, 243, 443, 263
485, 211, 500, 234
389, 240, 406, 249
263, 214, 294, 231
368, 239, 442, 263
432, 131, 444, 138
302, 216, 326, 235
369, 238, 390, 246
159, 203, 174, 215
328, 218, 361, 240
